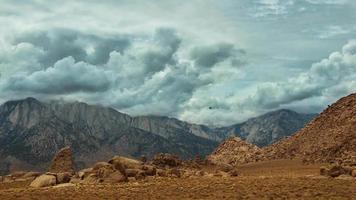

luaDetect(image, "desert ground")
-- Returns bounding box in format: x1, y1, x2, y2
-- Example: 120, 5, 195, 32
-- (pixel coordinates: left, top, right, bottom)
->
0, 159, 355, 200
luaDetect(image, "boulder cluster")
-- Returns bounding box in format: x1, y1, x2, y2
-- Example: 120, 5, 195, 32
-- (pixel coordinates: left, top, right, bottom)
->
0, 148, 240, 188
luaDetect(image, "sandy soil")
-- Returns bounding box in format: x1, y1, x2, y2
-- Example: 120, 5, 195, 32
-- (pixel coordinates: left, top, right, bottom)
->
1, 160, 355, 200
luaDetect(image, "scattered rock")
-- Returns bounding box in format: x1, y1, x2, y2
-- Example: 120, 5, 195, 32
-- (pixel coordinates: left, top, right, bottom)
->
156, 169, 167, 177
48, 146, 74, 174
351, 169, 356, 177
105, 171, 128, 183
30, 174, 57, 188
168, 168, 181, 178
195, 170, 205, 177
135, 170, 146, 180
228, 169, 239, 177
0, 176, 3, 182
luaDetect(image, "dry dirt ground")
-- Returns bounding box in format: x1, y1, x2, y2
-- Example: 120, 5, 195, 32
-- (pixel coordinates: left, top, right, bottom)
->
1, 159, 355, 200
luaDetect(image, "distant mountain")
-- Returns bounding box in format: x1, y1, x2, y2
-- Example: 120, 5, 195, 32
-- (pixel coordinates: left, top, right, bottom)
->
0, 97, 317, 175
262, 93, 356, 165
0, 98, 217, 175
219, 109, 317, 147
133, 109, 316, 148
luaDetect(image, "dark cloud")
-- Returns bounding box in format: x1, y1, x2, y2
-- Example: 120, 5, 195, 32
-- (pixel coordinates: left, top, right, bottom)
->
190, 43, 244, 68
14, 29, 130, 67
142, 28, 181, 74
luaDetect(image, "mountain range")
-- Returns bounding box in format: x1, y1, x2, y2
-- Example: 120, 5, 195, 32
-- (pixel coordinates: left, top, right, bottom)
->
0, 97, 315, 175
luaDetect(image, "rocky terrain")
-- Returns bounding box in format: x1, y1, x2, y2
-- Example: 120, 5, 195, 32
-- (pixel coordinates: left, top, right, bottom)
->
262, 93, 356, 165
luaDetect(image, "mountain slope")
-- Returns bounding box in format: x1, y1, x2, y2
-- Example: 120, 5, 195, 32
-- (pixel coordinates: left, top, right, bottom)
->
216, 109, 316, 147
132, 109, 316, 148
0, 98, 217, 175
262, 93, 356, 164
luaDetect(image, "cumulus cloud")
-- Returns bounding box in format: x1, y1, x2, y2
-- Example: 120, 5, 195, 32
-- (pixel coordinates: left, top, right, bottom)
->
0, 27, 246, 121
240, 39, 356, 111
5, 57, 111, 94
14, 29, 130, 67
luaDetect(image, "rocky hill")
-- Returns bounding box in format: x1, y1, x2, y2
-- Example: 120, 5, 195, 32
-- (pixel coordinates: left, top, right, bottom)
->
206, 137, 262, 166
0, 98, 217, 175
262, 93, 356, 165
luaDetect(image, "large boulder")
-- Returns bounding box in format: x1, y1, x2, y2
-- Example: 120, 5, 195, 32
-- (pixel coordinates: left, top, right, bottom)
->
104, 171, 127, 183
108, 156, 143, 170
30, 174, 57, 188
48, 146, 74, 174
81, 161, 127, 183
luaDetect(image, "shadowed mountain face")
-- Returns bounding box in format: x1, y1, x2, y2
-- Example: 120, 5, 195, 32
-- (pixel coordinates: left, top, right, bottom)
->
0, 98, 217, 175
132, 110, 316, 148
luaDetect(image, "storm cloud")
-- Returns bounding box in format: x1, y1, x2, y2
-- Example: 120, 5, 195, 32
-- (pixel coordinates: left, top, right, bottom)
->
0, 0, 355, 126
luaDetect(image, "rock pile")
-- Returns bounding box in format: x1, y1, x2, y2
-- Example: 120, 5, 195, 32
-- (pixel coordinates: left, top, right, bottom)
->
206, 137, 262, 166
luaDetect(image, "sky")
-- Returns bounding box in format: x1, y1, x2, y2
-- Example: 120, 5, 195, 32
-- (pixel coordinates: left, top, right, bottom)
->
0, 0, 355, 126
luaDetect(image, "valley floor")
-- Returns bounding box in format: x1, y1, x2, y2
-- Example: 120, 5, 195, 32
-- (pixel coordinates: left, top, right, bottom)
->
1, 160, 355, 200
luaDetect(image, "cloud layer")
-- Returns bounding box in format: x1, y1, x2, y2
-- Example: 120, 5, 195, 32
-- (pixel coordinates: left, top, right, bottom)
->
0, 0, 355, 126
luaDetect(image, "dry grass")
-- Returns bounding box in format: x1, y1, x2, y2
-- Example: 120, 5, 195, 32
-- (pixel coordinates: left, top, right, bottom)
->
0, 159, 355, 200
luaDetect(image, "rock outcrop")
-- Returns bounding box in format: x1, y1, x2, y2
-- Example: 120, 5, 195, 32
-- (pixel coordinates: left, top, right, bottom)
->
48, 147, 74, 173
206, 137, 262, 166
